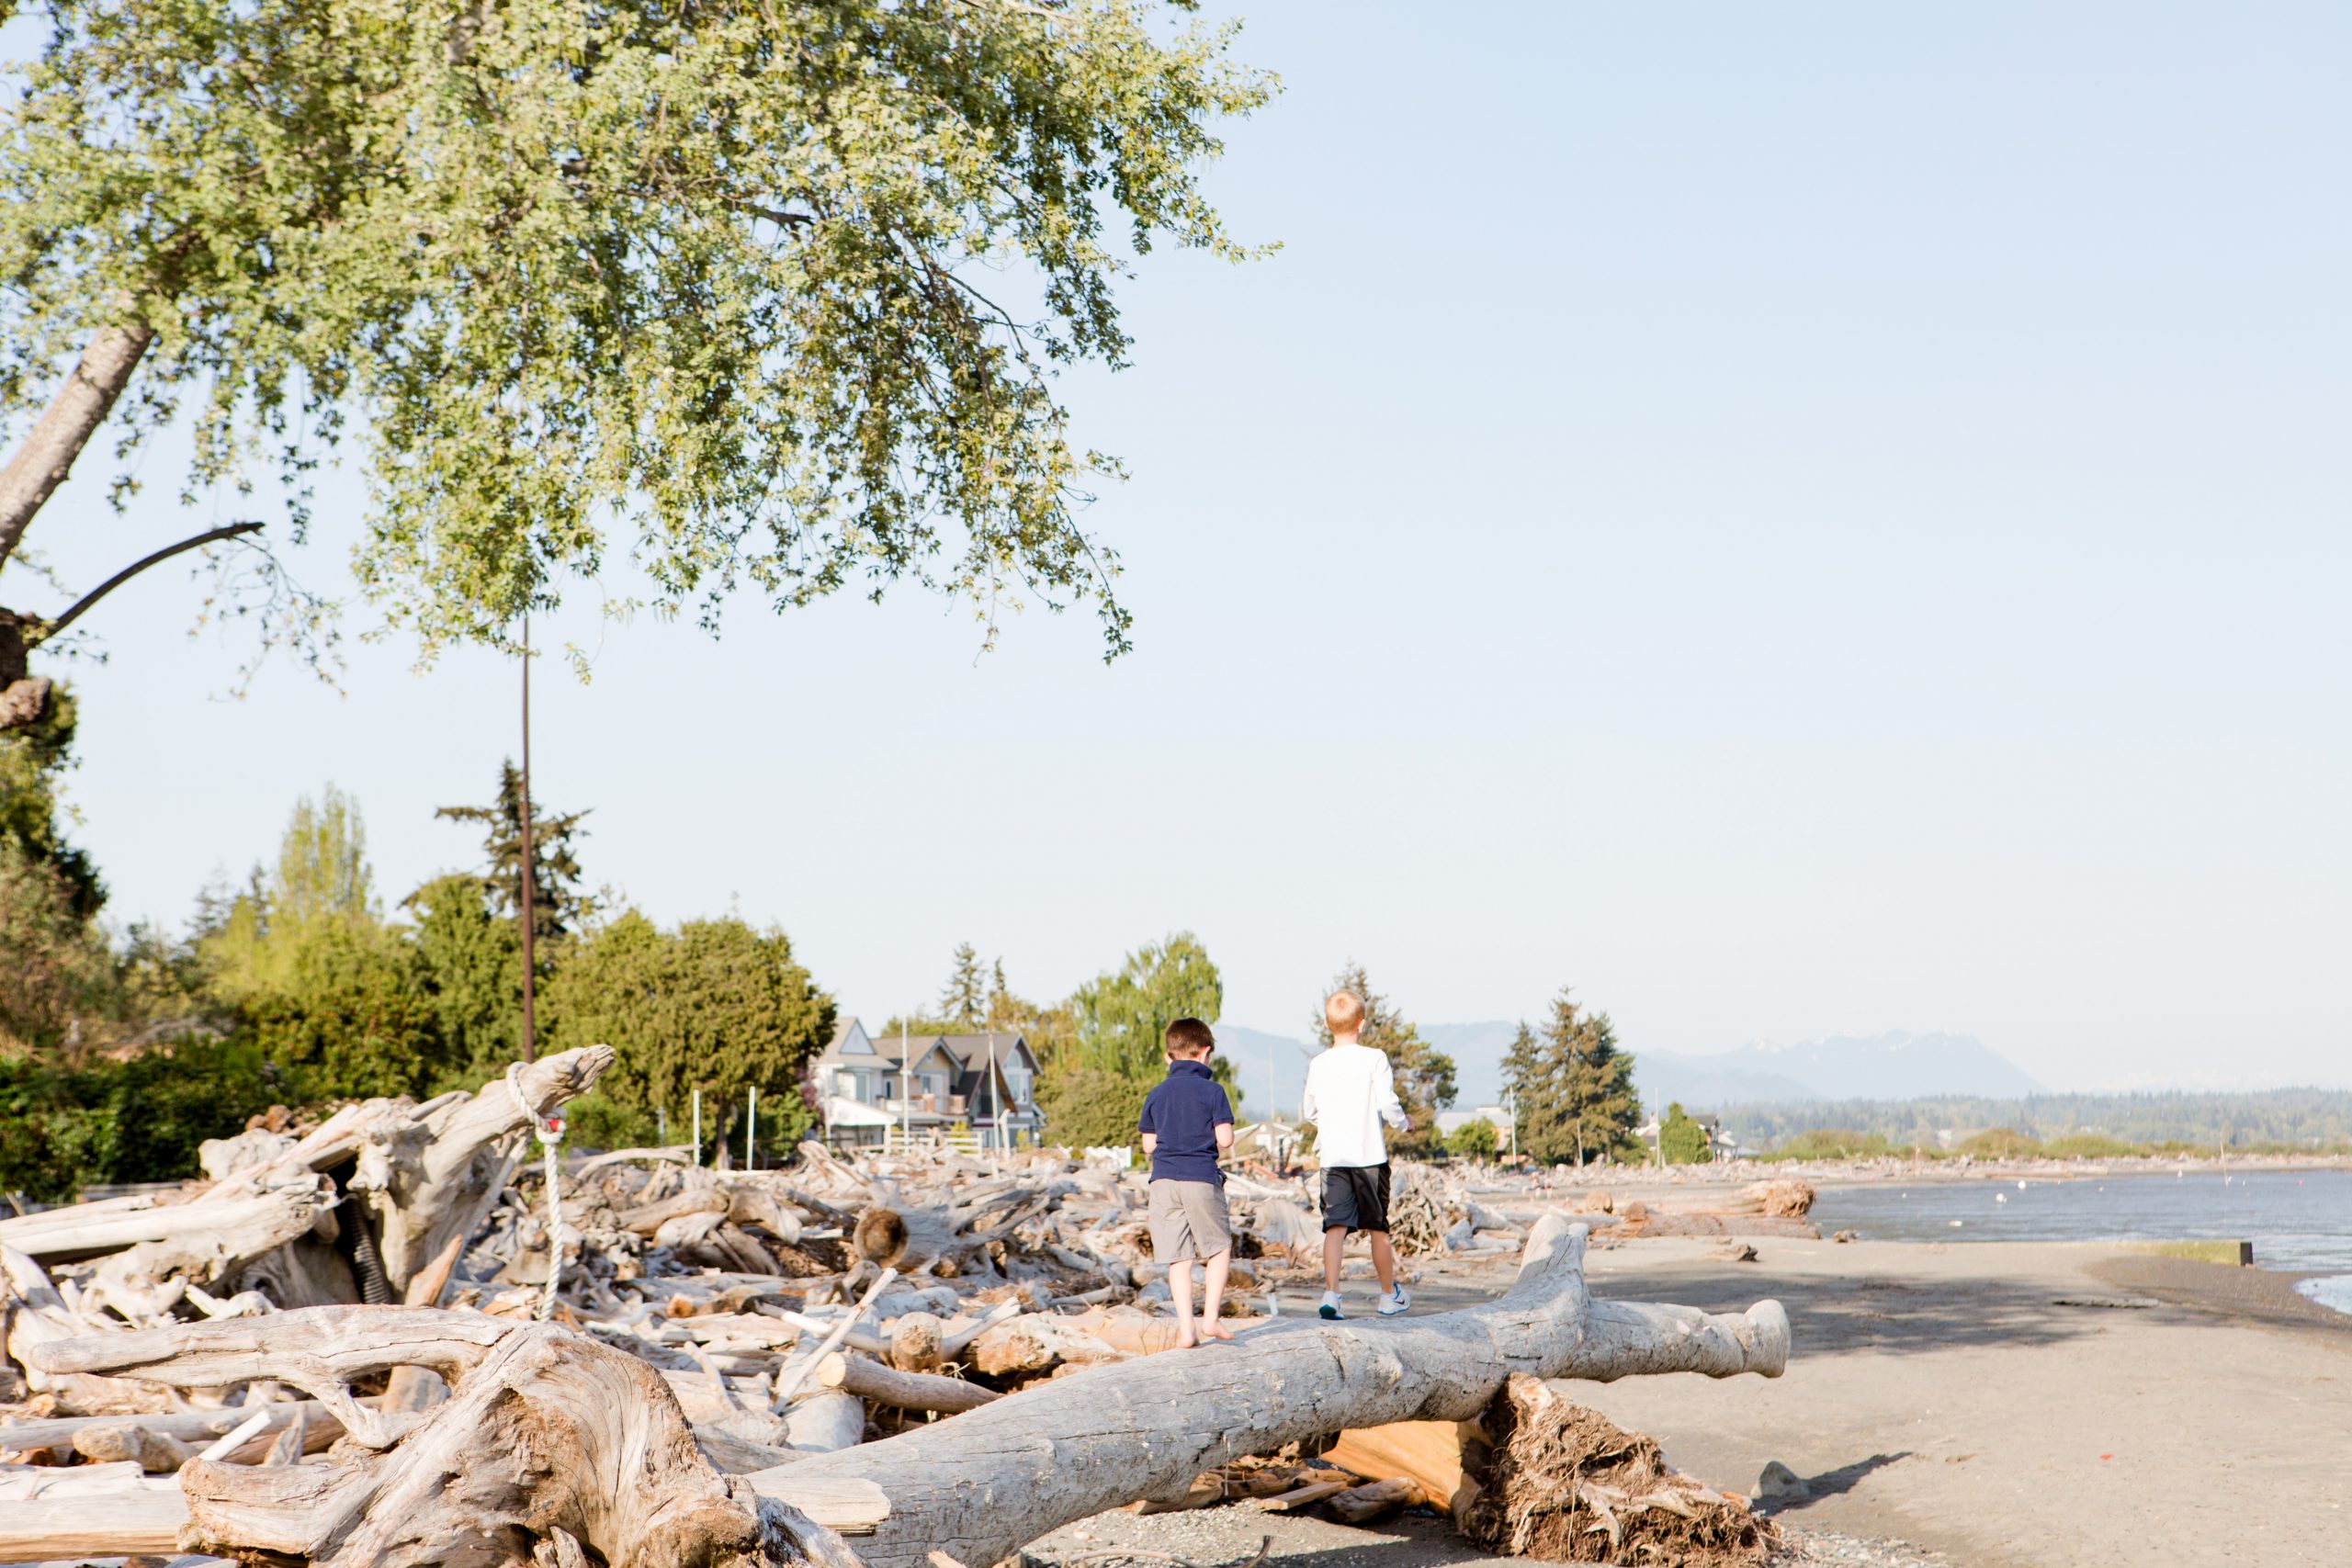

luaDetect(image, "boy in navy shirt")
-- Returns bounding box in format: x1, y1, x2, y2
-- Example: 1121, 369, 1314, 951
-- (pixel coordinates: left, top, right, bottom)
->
1137, 1017, 1237, 1347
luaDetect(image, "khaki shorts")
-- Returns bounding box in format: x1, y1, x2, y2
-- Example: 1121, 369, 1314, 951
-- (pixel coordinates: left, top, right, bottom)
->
1148, 1179, 1232, 1263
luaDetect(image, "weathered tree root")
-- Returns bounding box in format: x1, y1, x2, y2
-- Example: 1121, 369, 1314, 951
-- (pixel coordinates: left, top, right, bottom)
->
29, 1306, 865, 1568
1461, 1373, 1774, 1564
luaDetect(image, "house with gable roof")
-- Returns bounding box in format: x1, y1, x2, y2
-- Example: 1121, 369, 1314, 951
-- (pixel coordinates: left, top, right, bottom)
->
808, 1018, 1045, 1147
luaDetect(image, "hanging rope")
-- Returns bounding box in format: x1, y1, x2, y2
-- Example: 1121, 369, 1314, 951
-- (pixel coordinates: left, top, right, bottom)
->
505, 1063, 569, 1322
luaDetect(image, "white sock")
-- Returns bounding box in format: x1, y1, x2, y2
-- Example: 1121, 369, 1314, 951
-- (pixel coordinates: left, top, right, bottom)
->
1321, 1289, 1343, 1307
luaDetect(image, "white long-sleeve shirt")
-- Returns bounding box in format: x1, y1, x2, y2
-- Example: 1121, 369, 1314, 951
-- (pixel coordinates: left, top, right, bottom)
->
1301, 1043, 1409, 1168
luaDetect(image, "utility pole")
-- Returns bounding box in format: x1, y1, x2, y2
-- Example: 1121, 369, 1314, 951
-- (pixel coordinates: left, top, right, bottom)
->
517, 615, 537, 1062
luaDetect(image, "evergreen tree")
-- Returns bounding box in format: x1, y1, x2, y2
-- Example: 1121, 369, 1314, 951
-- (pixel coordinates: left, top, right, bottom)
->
938, 942, 987, 1030
1529, 987, 1640, 1167
434, 761, 590, 944
1311, 961, 1455, 1156
406, 874, 524, 1082
1659, 1101, 1709, 1165
1499, 1020, 1545, 1159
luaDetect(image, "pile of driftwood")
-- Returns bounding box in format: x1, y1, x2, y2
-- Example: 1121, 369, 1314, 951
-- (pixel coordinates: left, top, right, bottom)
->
1, 1047, 1792, 1568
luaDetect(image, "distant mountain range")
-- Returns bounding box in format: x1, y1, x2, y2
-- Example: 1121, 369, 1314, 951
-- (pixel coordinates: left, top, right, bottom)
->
1212, 1021, 2043, 1117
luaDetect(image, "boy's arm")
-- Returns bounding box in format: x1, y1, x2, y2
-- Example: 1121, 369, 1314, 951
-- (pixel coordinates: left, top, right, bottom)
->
1214, 1089, 1236, 1155
1141, 1132, 1159, 1156
1374, 1055, 1409, 1129
1138, 1089, 1159, 1156
1298, 1064, 1319, 1124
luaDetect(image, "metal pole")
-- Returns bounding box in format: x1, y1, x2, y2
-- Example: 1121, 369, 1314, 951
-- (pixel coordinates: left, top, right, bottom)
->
659, 1106, 667, 1146
988, 1032, 999, 1151
747, 1088, 757, 1171
517, 615, 537, 1063
692, 1089, 702, 1167
900, 1019, 910, 1154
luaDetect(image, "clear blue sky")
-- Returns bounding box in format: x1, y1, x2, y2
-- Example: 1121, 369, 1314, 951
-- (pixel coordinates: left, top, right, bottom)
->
14, 3, 2348, 1090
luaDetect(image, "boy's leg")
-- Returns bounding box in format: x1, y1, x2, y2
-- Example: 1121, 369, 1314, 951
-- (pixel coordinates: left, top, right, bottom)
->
1200, 1247, 1233, 1338
1167, 1256, 1198, 1347
1369, 1231, 1397, 1294
1321, 1226, 1346, 1293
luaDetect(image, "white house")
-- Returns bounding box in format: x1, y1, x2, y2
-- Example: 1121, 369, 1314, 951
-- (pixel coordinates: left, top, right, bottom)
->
809, 1019, 1044, 1147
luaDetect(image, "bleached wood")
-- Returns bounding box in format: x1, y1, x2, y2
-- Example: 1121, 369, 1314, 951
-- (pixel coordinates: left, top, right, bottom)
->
761, 1218, 1786, 1568
815, 1351, 1001, 1414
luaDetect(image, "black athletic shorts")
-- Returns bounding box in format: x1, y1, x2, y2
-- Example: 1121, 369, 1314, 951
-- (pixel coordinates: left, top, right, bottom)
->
1320, 1162, 1392, 1234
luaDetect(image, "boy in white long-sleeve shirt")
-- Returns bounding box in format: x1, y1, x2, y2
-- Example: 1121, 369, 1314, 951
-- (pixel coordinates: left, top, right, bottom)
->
1299, 989, 1410, 1319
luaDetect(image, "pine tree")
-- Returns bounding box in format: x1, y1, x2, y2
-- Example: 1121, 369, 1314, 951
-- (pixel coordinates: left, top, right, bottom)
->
433, 761, 590, 944
1529, 987, 1640, 1167
938, 942, 986, 1029
1499, 1020, 1545, 1159
1311, 960, 1455, 1156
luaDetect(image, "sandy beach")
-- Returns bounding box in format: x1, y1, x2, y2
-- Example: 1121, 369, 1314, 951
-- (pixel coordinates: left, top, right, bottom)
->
1568, 1236, 2351, 1566
1026, 1233, 2351, 1568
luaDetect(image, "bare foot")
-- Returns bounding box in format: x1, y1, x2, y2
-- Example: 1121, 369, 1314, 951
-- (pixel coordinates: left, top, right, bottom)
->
1174, 1328, 1200, 1349
1200, 1317, 1235, 1341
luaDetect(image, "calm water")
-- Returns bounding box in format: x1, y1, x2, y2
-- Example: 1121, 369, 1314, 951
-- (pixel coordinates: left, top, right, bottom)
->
1809, 1168, 2352, 1314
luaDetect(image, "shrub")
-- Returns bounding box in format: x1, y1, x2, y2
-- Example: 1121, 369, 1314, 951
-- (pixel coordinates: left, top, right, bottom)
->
1767, 1128, 1895, 1162
1446, 1117, 1500, 1160
0, 1038, 279, 1201
1658, 1102, 1710, 1165
1954, 1127, 2041, 1160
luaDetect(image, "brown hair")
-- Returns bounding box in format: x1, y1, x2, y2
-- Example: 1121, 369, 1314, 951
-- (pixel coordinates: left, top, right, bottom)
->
1165, 1017, 1216, 1059
1324, 990, 1366, 1037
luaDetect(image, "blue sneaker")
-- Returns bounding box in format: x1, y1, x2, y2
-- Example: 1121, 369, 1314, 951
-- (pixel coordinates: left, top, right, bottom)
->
1376, 1285, 1410, 1317
1318, 1291, 1345, 1320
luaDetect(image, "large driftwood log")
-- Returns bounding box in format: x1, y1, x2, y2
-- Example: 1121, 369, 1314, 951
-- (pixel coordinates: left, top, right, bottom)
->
763, 1217, 1787, 1568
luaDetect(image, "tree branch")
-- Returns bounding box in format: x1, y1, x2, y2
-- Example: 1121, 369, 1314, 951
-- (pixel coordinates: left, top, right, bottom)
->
36, 522, 264, 644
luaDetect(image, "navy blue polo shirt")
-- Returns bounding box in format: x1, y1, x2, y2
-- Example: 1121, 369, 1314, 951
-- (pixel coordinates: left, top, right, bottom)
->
1137, 1059, 1234, 1184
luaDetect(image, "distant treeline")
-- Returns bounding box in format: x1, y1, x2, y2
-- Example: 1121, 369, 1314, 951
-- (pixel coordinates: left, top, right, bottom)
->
1716, 1089, 2352, 1153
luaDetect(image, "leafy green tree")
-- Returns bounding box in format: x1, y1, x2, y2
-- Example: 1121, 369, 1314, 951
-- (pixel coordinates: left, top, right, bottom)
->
1527, 987, 1640, 1167
1445, 1117, 1499, 1161
0, 0, 1275, 734
0, 684, 101, 919
406, 874, 523, 1084
1659, 1101, 1709, 1166
545, 911, 833, 1161
1035, 1066, 1152, 1156
432, 762, 591, 944
1311, 961, 1453, 1156
0, 835, 115, 1055
938, 943, 987, 1031
203, 785, 395, 1006
1037, 932, 1228, 1145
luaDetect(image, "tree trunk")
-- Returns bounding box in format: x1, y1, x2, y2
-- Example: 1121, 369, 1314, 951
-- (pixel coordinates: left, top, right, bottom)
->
761, 1216, 1786, 1568
0, 322, 153, 571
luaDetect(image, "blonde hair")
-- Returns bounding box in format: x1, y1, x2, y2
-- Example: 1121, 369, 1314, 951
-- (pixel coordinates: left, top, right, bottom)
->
1324, 990, 1366, 1037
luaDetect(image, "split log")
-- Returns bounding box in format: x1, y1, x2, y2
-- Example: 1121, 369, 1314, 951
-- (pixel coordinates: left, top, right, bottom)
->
0, 1398, 343, 1464
814, 1351, 1001, 1415
0, 1461, 187, 1560
760, 1217, 1787, 1568
1322, 1418, 1478, 1517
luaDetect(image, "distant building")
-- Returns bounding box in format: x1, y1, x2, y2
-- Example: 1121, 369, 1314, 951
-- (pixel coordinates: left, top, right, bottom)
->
809, 1019, 1044, 1148
1435, 1105, 1513, 1138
